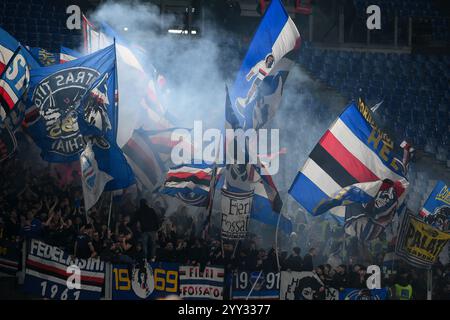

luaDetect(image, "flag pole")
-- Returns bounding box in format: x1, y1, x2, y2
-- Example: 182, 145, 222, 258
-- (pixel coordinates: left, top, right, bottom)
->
107, 192, 113, 232
203, 164, 218, 238
232, 239, 240, 259
246, 270, 263, 300
427, 267, 433, 300
342, 231, 347, 266
275, 209, 282, 272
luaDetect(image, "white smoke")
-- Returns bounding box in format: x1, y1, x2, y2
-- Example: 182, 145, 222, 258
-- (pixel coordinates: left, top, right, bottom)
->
84, 1, 350, 226
85, 0, 240, 146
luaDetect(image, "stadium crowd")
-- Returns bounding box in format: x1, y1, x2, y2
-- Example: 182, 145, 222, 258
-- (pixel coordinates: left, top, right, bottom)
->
1, 157, 450, 300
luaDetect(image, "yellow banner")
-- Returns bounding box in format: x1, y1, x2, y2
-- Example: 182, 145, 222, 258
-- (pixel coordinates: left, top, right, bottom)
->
398, 214, 450, 267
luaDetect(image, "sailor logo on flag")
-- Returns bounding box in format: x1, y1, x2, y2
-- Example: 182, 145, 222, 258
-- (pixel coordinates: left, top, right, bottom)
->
79, 71, 114, 150
131, 263, 155, 299
25, 45, 117, 162
30, 67, 100, 156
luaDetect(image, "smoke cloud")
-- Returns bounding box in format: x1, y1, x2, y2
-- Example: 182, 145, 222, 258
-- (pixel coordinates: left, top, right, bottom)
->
86, 0, 241, 146
84, 1, 350, 234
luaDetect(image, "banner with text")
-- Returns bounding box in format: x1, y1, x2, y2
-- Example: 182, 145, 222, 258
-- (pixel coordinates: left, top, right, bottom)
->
396, 213, 450, 268
232, 271, 280, 300
112, 262, 179, 300
179, 265, 224, 300
221, 189, 253, 240
23, 240, 105, 300
280, 271, 339, 300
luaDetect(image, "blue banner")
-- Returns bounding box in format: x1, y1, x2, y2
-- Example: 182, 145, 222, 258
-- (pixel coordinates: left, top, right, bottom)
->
232, 271, 280, 300
23, 240, 105, 300
112, 262, 179, 300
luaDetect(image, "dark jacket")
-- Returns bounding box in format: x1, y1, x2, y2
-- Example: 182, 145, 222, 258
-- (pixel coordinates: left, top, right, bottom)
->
284, 254, 303, 271
302, 253, 314, 271
135, 205, 160, 232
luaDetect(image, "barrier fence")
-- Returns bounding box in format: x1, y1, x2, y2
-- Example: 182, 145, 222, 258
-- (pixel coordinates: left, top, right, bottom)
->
0, 239, 395, 300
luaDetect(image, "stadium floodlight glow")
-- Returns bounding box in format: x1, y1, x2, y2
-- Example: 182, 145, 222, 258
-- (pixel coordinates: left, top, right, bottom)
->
168, 29, 183, 34
168, 29, 197, 35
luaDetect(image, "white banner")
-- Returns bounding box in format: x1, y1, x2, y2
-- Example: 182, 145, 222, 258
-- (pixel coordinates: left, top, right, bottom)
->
221, 189, 253, 240
280, 271, 339, 300
179, 266, 224, 300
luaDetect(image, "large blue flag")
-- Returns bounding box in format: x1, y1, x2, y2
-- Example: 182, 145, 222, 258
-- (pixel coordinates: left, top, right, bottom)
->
229, 0, 300, 130
289, 99, 407, 220
24, 45, 118, 162
75, 45, 135, 191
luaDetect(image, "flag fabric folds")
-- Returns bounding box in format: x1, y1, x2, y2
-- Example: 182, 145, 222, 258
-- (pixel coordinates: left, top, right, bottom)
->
0, 27, 37, 153
419, 181, 449, 232
224, 84, 292, 234
24, 45, 117, 162
82, 15, 109, 54
28, 47, 58, 67
81, 16, 174, 138
229, 0, 300, 130
251, 165, 293, 234
160, 163, 215, 207
289, 99, 406, 219
80, 140, 113, 210
74, 45, 135, 192
122, 128, 186, 192
344, 178, 409, 241
0, 27, 40, 72
0, 45, 30, 121
221, 0, 297, 234
0, 43, 31, 161
60, 46, 81, 63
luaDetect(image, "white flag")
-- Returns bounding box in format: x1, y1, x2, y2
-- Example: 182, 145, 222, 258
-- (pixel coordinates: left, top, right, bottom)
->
80, 141, 113, 210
